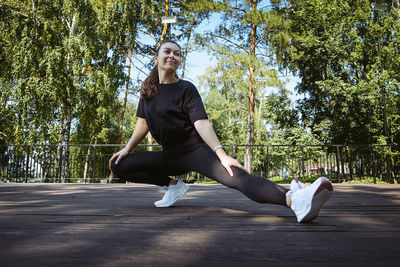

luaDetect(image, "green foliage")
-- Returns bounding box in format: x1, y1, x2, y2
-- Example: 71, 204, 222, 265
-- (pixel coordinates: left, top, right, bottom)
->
267, 0, 400, 146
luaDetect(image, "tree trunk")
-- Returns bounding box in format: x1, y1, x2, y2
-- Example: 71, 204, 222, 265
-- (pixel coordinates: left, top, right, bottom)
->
340, 147, 345, 181
55, 145, 61, 183
181, 23, 194, 79
244, 0, 257, 173
61, 104, 72, 183
83, 144, 92, 183
31, 0, 38, 38
56, 104, 72, 183
159, 0, 170, 46
55, 15, 76, 183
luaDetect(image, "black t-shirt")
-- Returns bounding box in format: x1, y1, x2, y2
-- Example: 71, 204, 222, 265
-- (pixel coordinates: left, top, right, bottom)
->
136, 80, 208, 151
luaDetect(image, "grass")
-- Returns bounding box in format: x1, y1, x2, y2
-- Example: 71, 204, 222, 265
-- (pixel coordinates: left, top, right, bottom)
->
192, 174, 394, 184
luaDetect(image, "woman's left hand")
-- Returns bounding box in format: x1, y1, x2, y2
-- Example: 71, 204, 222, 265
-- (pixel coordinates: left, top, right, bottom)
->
219, 155, 248, 176
192, 119, 248, 176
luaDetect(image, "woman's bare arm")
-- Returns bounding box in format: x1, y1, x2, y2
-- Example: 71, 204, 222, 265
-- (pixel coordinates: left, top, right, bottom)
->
194, 119, 248, 176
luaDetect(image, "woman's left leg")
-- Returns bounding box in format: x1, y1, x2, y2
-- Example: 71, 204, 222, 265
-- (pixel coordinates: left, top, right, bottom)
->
166, 144, 332, 222
173, 144, 289, 206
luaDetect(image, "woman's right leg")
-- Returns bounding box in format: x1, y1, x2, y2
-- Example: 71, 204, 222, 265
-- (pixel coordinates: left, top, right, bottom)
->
111, 151, 172, 186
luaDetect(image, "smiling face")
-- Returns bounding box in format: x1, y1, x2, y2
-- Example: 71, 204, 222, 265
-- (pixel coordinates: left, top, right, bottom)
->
155, 42, 181, 74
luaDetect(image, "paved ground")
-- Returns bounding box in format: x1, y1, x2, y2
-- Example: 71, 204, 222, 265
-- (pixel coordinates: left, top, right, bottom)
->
0, 183, 399, 266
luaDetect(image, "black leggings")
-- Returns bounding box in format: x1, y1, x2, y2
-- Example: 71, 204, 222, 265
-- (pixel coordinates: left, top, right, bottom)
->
111, 143, 289, 206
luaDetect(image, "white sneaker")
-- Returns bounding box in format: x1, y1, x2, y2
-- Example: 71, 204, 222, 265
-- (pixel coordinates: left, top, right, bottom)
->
287, 177, 333, 223
154, 180, 189, 208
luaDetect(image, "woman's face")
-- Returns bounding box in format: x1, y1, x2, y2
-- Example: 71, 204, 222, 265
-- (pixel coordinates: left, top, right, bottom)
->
155, 42, 181, 73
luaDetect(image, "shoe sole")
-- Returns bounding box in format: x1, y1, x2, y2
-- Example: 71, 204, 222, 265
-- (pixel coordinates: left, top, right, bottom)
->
155, 185, 189, 208
300, 178, 333, 223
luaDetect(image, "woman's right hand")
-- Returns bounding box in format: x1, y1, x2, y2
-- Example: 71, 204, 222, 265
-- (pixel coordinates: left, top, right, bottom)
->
108, 147, 129, 170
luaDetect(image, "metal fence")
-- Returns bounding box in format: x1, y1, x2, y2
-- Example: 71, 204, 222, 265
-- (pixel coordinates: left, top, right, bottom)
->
0, 144, 399, 184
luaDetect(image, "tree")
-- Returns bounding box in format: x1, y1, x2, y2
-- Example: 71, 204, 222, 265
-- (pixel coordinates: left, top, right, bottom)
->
197, 0, 283, 171
0, 0, 126, 181
266, 0, 400, 146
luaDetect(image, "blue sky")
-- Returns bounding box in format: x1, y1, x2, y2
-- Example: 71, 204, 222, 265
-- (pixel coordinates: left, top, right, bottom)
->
183, 49, 301, 99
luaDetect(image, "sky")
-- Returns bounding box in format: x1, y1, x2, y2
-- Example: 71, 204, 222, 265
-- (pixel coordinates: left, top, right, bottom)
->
183, 49, 301, 99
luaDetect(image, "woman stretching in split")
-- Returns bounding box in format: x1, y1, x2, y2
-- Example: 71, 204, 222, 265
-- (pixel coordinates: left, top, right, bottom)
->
109, 40, 333, 223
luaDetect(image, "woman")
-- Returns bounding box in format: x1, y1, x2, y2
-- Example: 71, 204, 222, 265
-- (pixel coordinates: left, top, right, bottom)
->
109, 40, 333, 223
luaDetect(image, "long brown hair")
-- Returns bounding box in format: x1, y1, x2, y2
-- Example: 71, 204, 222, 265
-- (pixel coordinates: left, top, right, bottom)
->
140, 40, 181, 100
